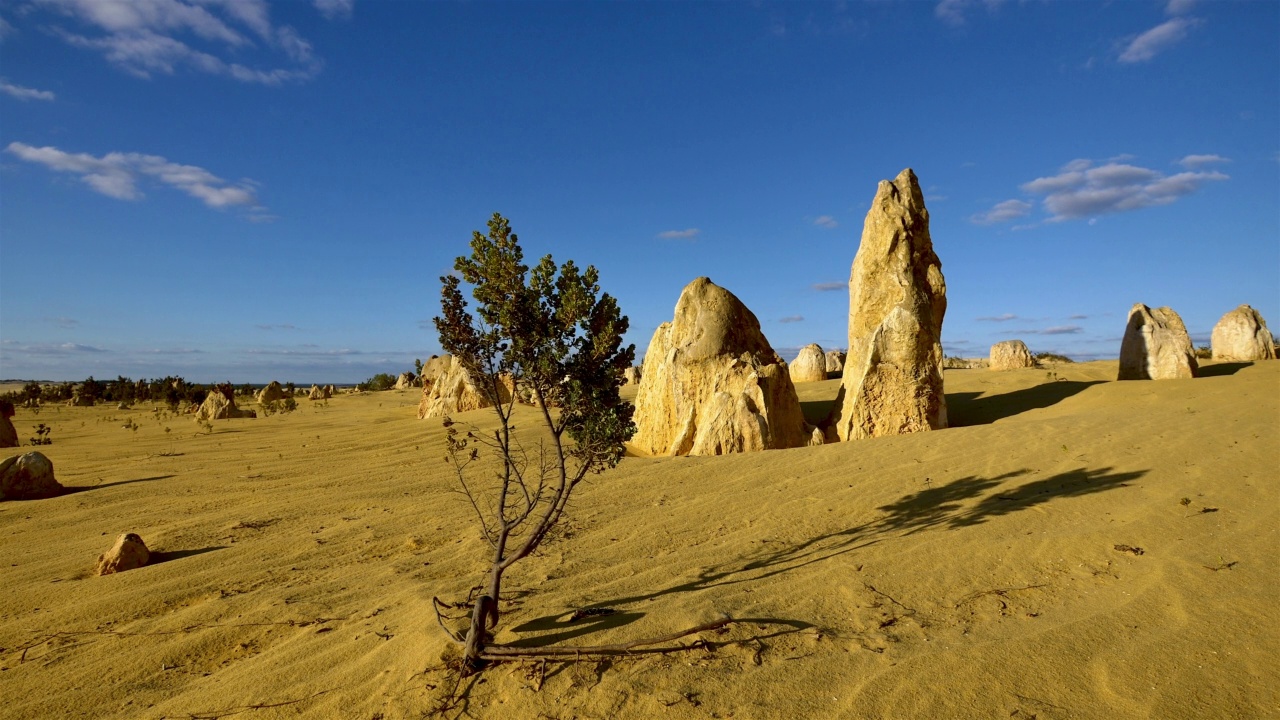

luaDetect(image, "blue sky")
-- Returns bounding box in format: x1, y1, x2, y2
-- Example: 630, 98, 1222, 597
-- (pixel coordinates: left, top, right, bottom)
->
1, 0, 1276, 384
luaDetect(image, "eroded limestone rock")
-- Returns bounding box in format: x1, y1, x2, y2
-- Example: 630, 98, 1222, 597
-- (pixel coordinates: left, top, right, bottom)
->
1211, 305, 1276, 361
989, 340, 1035, 371
789, 344, 828, 384
1118, 304, 1197, 380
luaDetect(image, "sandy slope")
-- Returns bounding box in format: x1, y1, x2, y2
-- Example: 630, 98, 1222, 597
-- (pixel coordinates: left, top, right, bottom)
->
1, 361, 1276, 719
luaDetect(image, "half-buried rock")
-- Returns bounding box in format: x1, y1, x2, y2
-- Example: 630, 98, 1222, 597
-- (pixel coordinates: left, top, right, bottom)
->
989, 340, 1035, 371
789, 344, 828, 383
95, 533, 150, 576
1118, 304, 1198, 380
630, 277, 817, 456
0, 451, 62, 500
418, 355, 511, 419
827, 168, 947, 441
256, 380, 287, 404
1211, 305, 1276, 361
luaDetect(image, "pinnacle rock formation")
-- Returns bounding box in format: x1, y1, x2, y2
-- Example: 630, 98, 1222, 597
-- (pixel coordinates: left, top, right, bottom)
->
825, 350, 846, 374
308, 384, 332, 400
420, 355, 452, 387
1211, 305, 1276, 361
624, 366, 642, 385
630, 277, 818, 456
95, 533, 150, 576
989, 340, 1036, 371
0, 400, 17, 448
1118, 304, 1198, 380
194, 384, 256, 421
0, 451, 62, 500
418, 356, 511, 419
394, 372, 417, 390
827, 168, 947, 441
789, 344, 829, 383
256, 380, 287, 404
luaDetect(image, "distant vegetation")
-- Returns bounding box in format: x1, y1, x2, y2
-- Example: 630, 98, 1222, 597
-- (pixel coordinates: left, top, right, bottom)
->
1, 376, 211, 409
356, 373, 398, 392
1194, 346, 1212, 359
1033, 352, 1075, 364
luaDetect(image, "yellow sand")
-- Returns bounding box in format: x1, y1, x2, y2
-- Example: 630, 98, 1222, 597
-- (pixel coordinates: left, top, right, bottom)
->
1, 361, 1276, 719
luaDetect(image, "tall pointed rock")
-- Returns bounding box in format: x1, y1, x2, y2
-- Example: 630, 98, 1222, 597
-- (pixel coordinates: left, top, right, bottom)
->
826, 168, 947, 441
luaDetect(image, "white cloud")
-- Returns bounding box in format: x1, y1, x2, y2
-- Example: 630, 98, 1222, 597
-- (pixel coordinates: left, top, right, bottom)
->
971, 199, 1031, 225
812, 281, 846, 292
0, 341, 108, 355
35, 0, 321, 84
1014, 158, 1227, 222
1178, 154, 1230, 169
0, 80, 56, 101
6, 141, 263, 211
657, 228, 699, 240
0, 17, 14, 41
813, 215, 838, 229
935, 0, 1005, 26
1165, 0, 1196, 15
778, 315, 804, 324
1119, 17, 1200, 64
977, 313, 1019, 322
314, 0, 354, 20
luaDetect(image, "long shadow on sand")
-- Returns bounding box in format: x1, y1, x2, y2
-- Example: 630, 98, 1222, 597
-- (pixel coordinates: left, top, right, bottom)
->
59, 475, 175, 495
1198, 362, 1252, 377
151, 546, 226, 564
509, 465, 1145, 648
947, 380, 1103, 426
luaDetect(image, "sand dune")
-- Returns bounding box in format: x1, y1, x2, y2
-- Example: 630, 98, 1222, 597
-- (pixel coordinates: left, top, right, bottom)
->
1, 360, 1276, 719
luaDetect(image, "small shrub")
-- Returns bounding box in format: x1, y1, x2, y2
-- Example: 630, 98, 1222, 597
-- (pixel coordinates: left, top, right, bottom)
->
30, 423, 52, 445
1194, 345, 1212, 359
1033, 352, 1074, 364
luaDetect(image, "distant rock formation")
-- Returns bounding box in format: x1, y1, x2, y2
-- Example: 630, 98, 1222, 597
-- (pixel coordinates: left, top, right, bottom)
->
989, 340, 1035, 371
630, 277, 818, 456
95, 533, 150, 576
325, 384, 336, 397
0, 451, 61, 500
308, 384, 333, 400
420, 356, 451, 387
943, 357, 988, 370
195, 384, 256, 421
68, 390, 94, 407
418, 356, 511, 419
827, 168, 947, 441
789, 344, 828, 383
256, 381, 287, 404
0, 400, 17, 448
825, 350, 846, 374
395, 372, 417, 390
624, 366, 642, 385
1211, 305, 1276, 361
1118, 304, 1198, 380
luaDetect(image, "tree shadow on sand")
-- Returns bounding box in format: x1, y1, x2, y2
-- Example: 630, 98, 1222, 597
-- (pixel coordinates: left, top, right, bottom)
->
947, 380, 1103, 426
509, 465, 1145, 647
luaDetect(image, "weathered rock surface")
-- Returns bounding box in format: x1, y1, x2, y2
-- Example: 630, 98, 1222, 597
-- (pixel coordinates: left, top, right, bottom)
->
0, 451, 62, 500
630, 277, 818, 456
1211, 305, 1276, 361
420, 356, 451, 387
0, 400, 17, 448
395, 372, 417, 390
194, 384, 256, 421
95, 533, 150, 576
1118, 304, 1198, 380
827, 168, 947, 441
789, 344, 829, 383
256, 381, 287, 404
308, 384, 333, 401
989, 340, 1036, 371
825, 350, 846, 374
418, 356, 511, 419
68, 392, 94, 407
624, 366, 642, 385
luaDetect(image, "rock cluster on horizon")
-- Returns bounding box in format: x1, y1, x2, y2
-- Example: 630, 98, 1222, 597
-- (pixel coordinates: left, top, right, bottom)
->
0, 451, 62, 500
308, 384, 334, 400
789, 344, 828, 383
418, 355, 510, 419
989, 340, 1035, 371
195, 384, 256, 421
630, 277, 818, 456
1211, 305, 1276, 361
827, 168, 947, 441
825, 350, 846, 374
256, 380, 287, 404
1118, 304, 1198, 380
394, 372, 417, 390
95, 533, 150, 576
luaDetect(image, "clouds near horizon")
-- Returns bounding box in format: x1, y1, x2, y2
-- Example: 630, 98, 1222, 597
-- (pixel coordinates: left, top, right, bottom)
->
0, 80, 55, 101
6, 142, 263, 211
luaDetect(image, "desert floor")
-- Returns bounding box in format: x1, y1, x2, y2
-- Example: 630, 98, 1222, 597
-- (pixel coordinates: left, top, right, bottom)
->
1, 360, 1277, 719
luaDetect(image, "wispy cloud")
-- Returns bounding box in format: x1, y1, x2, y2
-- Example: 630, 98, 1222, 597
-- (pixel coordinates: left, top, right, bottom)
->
812, 281, 846, 292
1007, 325, 1084, 336
1119, 16, 1200, 64
935, 0, 1006, 27
656, 228, 699, 240
45, 317, 80, 328
314, 0, 354, 20
6, 142, 264, 212
977, 313, 1019, 322
255, 323, 298, 331
0, 80, 55, 101
778, 315, 804, 324
1165, 0, 1196, 16
813, 215, 838, 229
1178, 154, 1229, 169
35, 0, 323, 84
0, 341, 107, 355
1067, 314, 1089, 320
971, 199, 1031, 225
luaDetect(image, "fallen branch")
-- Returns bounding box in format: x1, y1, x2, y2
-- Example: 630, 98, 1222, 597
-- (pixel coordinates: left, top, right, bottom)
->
478, 617, 735, 659
954, 584, 1046, 609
